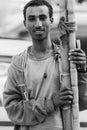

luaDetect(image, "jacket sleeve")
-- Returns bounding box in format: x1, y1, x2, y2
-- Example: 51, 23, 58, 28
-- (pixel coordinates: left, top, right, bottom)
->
78, 72, 87, 111
3, 63, 47, 126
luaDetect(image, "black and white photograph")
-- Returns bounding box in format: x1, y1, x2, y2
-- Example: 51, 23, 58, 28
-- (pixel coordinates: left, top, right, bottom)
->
0, 0, 87, 130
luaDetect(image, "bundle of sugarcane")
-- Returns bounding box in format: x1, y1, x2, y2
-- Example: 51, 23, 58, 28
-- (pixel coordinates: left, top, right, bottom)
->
58, 0, 80, 130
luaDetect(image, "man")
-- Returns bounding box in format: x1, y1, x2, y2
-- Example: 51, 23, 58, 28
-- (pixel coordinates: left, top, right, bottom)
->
3, 0, 87, 130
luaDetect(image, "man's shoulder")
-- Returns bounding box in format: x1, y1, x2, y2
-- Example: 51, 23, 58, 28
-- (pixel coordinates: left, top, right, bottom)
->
11, 49, 28, 71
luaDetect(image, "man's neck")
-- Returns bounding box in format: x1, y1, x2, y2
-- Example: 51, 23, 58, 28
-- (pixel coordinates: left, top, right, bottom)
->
32, 38, 52, 53
30, 38, 52, 59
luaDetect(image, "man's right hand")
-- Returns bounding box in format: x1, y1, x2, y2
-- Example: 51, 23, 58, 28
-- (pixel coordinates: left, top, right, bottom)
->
52, 87, 73, 108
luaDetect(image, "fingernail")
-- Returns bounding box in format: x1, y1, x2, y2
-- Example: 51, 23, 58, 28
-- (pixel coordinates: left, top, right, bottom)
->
68, 53, 71, 55
70, 49, 74, 52
68, 58, 70, 60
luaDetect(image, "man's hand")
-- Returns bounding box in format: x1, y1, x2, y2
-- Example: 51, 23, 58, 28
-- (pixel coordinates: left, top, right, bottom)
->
69, 48, 86, 72
52, 87, 73, 108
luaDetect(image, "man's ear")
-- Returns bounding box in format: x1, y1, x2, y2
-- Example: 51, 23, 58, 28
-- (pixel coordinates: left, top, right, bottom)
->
23, 20, 26, 27
50, 17, 54, 23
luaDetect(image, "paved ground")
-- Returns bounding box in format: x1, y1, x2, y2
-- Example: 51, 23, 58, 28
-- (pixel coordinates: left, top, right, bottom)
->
0, 126, 87, 130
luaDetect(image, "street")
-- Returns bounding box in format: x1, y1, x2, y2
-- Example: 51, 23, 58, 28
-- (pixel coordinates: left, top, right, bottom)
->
0, 126, 87, 130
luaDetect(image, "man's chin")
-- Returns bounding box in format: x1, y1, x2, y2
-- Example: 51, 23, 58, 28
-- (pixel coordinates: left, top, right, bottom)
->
33, 35, 46, 40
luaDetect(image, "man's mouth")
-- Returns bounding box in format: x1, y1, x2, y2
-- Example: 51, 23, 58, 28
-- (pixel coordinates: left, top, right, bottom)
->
35, 30, 44, 34
34, 28, 45, 34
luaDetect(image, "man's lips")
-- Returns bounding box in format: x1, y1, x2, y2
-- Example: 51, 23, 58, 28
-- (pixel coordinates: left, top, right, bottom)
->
34, 28, 45, 32
34, 29, 45, 34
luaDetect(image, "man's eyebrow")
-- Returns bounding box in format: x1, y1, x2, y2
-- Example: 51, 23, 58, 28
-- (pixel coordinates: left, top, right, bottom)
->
27, 14, 47, 19
28, 15, 35, 18
39, 14, 47, 17
39, 14, 47, 19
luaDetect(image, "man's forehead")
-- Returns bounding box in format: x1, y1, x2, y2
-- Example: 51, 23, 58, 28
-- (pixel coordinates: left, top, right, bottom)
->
26, 5, 49, 16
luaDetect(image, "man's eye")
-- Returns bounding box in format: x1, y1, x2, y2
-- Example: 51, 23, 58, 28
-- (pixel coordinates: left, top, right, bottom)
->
28, 17, 35, 22
39, 15, 47, 21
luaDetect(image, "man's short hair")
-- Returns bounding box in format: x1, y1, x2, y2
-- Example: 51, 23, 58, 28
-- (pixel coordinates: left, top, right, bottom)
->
23, 0, 53, 20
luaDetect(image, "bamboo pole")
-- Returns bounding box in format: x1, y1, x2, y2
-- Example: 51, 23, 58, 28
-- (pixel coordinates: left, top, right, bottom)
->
58, 0, 79, 130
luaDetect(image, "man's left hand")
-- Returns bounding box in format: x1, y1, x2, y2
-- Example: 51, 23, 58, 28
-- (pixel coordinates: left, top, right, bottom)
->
69, 48, 86, 72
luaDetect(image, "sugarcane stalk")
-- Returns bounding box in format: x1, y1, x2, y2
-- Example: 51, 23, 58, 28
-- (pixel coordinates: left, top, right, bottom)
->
58, 0, 80, 130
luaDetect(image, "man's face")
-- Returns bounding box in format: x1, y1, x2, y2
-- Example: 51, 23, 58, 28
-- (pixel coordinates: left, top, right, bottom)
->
24, 5, 52, 40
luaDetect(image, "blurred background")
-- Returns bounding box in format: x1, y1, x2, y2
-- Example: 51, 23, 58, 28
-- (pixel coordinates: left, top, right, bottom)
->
0, 0, 29, 39
0, 0, 87, 42
0, 0, 87, 130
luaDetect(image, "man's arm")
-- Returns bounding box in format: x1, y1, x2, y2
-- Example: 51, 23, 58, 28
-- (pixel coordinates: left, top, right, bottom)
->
69, 48, 87, 111
3, 64, 47, 126
78, 72, 87, 111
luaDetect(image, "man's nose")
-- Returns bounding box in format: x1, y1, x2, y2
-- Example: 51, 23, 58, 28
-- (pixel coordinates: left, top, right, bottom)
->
35, 18, 42, 27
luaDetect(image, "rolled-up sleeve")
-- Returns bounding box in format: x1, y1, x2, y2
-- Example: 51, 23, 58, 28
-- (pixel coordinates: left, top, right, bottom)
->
3, 64, 46, 126
78, 72, 87, 111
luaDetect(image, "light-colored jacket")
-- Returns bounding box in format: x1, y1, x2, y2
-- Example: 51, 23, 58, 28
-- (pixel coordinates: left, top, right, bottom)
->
3, 46, 87, 130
